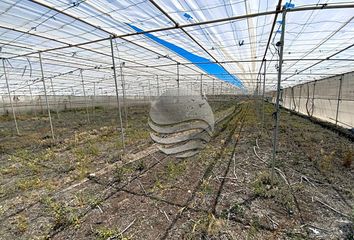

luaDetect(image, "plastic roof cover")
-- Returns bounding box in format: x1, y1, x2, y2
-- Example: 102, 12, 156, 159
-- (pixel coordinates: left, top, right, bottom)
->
0, 0, 353, 96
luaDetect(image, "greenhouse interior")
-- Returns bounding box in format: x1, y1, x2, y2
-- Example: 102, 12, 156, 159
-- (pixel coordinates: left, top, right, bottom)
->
0, 0, 353, 239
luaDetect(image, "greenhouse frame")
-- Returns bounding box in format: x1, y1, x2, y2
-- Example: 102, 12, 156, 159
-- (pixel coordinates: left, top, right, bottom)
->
0, 0, 353, 239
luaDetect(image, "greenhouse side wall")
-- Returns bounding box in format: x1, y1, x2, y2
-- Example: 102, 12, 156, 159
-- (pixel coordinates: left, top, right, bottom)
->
273, 72, 354, 129
0, 95, 149, 115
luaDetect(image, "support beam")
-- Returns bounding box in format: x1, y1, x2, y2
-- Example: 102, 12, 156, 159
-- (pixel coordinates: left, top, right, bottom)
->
262, 59, 266, 129
200, 74, 203, 96
2, 59, 20, 135
9, 3, 354, 60
119, 63, 128, 126
156, 75, 160, 96
28, 85, 37, 117
80, 69, 90, 123
335, 75, 343, 125
177, 62, 180, 88
49, 77, 60, 119
38, 52, 55, 140
271, 8, 286, 185
110, 37, 125, 150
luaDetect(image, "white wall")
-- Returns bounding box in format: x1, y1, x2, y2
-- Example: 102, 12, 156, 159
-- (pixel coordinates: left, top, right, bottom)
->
274, 72, 354, 129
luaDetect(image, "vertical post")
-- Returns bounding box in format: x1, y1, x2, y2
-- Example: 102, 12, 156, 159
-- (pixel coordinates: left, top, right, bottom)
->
70, 87, 74, 110
110, 37, 125, 149
271, 8, 286, 185
156, 75, 160, 96
298, 84, 302, 113
142, 86, 146, 101
176, 62, 180, 88
119, 63, 128, 126
49, 77, 60, 119
2, 59, 20, 135
335, 75, 343, 125
80, 69, 90, 123
1, 95, 6, 115
311, 80, 316, 117
28, 85, 37, 118
92, 82, 96, 113
212, 78, 215, 95
148, 77, 151, 101
200, 74, 203, 96
38, 52, 55, 140
261, 59, 266, 129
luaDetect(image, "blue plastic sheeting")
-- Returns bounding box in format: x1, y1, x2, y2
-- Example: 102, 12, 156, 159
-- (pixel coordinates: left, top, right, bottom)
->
128, 24, 245, 90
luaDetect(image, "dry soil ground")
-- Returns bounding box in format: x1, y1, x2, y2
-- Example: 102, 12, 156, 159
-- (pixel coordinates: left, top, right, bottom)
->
0, 99, 353, 240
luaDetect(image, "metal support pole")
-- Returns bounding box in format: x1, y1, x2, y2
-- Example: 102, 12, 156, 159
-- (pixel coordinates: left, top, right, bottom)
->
298, 85, 302, 113
177, 62, 180, 88
156, 75, 160, 96
261, 59, 266, 129
311, 80, 316, 117
212, 78, 215, 95
335, 75, 343, 125
119, 63, 128, 126
28, 85, 37, 117
271, 8, 286, 185
148, 77, 151, 101
39, 52, 55, 140
80, 69, 90, 123
70, 87, 74, 110
49, 77, 60, 119
200, 74, 203, 96
2, 59, 20, 135
92, 82, 96, 113
1, 95, 6, 115
110, 37, 125, 149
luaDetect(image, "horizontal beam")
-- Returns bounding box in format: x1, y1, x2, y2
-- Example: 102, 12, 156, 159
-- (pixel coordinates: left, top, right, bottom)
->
4, 3, 354, 60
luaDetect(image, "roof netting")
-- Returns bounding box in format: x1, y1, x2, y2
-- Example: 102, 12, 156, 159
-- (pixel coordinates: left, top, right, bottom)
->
0, 0, 353, 96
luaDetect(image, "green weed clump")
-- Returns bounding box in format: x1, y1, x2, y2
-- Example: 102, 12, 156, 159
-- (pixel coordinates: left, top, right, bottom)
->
186, 214, 224, 239
220, 203, 245, 220
15, 215, 28, 234
252, 171, 295, 213
94, 226, 131, 240
166, 160, 186, 179
41, 197, 80, 230
252, 171, 277, 198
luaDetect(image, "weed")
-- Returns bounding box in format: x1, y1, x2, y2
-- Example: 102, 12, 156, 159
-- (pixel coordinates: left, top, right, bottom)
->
153, 178, 165, 191
95, 227, 120, 240
114, 165, 132, 183
274, 186, 295, 213
88, 196, 102, 209
166, 160, 186, 179
220, 203, 245, 220
87, 143, 99, 156
247, 218, 260, 240
200, 180, 213, 195
15, 215, 28, 233
42, 197, 79, 230
16, 177, 43, 191
188, 214, 224, 238
136, 160, 145, 171
252, 171, 278, 198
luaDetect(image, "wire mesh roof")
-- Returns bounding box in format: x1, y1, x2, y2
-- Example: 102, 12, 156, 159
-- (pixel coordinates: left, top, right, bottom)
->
0, 0, 353, 96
